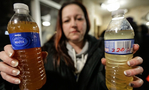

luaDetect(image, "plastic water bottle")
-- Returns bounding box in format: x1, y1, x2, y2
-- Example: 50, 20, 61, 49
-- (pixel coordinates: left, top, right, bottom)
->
104, 9, 134, 90
7, 3, 46, 90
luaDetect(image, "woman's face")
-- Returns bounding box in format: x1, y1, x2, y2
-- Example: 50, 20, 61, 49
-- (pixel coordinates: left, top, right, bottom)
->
62, 4, 87, 42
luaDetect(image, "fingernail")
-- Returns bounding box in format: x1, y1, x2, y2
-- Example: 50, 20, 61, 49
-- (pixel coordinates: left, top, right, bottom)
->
11, 60, 18, 67
127, 61, 131, 66
124, 71, 131, 76
12, 70, 20, 75
15, 79, 21, 84
129, 83, 134, 87
127, 61, 134, 66
9, 52, 13, 57
124, 71, 127, 75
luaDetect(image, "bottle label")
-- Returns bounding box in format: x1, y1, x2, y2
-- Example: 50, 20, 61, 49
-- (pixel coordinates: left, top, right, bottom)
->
9, 32, 41, 50
104, 39, 134, 55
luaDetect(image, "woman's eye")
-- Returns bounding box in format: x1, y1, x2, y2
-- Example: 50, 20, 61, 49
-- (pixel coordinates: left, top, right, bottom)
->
77, 18, 83, 21
64, 20, 69, 23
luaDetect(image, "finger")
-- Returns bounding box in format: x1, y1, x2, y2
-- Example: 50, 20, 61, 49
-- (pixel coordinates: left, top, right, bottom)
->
127, 57, 143, 67
133, 44, 139, 54
1, 72, 20, 84
129, 76, 143, 88
42, 51, 48, 60
0, 51, 18, 67
101, 58, 106, 66
4, 45, 14, 57
0, 62, 20, 76
124, 66, 143, 76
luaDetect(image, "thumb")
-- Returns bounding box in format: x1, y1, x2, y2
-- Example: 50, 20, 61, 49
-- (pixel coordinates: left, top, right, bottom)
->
41, 51, 48, 62
133, 44, 139, 54
101, 58, 106, 66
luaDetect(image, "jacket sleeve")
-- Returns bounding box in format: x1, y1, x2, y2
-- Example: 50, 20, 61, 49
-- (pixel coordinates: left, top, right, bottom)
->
98, 63, 108, 90
96, 38, 107, 90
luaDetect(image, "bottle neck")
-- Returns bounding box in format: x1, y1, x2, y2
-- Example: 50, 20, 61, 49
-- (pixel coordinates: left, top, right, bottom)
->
112, 14, 124, 20
14, 8, 29, 14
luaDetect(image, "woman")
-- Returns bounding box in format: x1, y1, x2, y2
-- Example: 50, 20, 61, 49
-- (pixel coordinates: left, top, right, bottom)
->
0, 1, 143, 90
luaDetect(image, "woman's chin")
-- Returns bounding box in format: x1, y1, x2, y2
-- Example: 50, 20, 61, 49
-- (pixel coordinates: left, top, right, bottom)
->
71, 38, 83, 42
68, 35, 83, 42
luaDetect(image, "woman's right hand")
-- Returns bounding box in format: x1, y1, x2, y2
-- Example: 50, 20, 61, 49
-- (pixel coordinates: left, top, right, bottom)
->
0, 45, 21, 84
0, 45, 48, 84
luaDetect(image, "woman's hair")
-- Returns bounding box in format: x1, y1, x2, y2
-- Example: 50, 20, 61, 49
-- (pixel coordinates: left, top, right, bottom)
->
53, 1, 90, 71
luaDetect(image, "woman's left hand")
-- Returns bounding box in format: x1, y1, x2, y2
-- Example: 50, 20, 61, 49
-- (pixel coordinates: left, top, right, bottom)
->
101, 44, 144, 88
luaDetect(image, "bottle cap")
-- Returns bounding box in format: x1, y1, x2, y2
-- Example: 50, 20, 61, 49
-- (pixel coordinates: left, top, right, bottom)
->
13, 3, 29, 11
112, 9, 125, 16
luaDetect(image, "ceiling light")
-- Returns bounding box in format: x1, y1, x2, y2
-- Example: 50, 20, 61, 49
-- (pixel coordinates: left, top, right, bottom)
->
101, 3, 106, 9
42, 21, 51, 26
41, 14, 51, 21
41, 14, 51, 26
146, 22, 149, 26
106, 2, 120, 12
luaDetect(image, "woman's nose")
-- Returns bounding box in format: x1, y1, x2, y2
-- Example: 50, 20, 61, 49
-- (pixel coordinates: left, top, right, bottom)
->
71, 19, 77, 27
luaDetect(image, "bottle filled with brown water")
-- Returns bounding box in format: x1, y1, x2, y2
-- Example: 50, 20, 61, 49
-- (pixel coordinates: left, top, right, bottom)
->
104, 9, 134, 90
7, 3, 46, 90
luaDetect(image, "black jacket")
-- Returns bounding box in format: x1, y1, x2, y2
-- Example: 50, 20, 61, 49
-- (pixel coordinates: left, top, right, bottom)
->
0, 35, 108, 90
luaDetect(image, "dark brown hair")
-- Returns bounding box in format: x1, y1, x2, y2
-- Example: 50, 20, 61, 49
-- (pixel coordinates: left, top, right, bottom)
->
54, 1, 90, 71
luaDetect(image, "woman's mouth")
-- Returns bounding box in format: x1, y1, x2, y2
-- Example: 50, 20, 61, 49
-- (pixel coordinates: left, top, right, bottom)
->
71, 30, 79, 33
